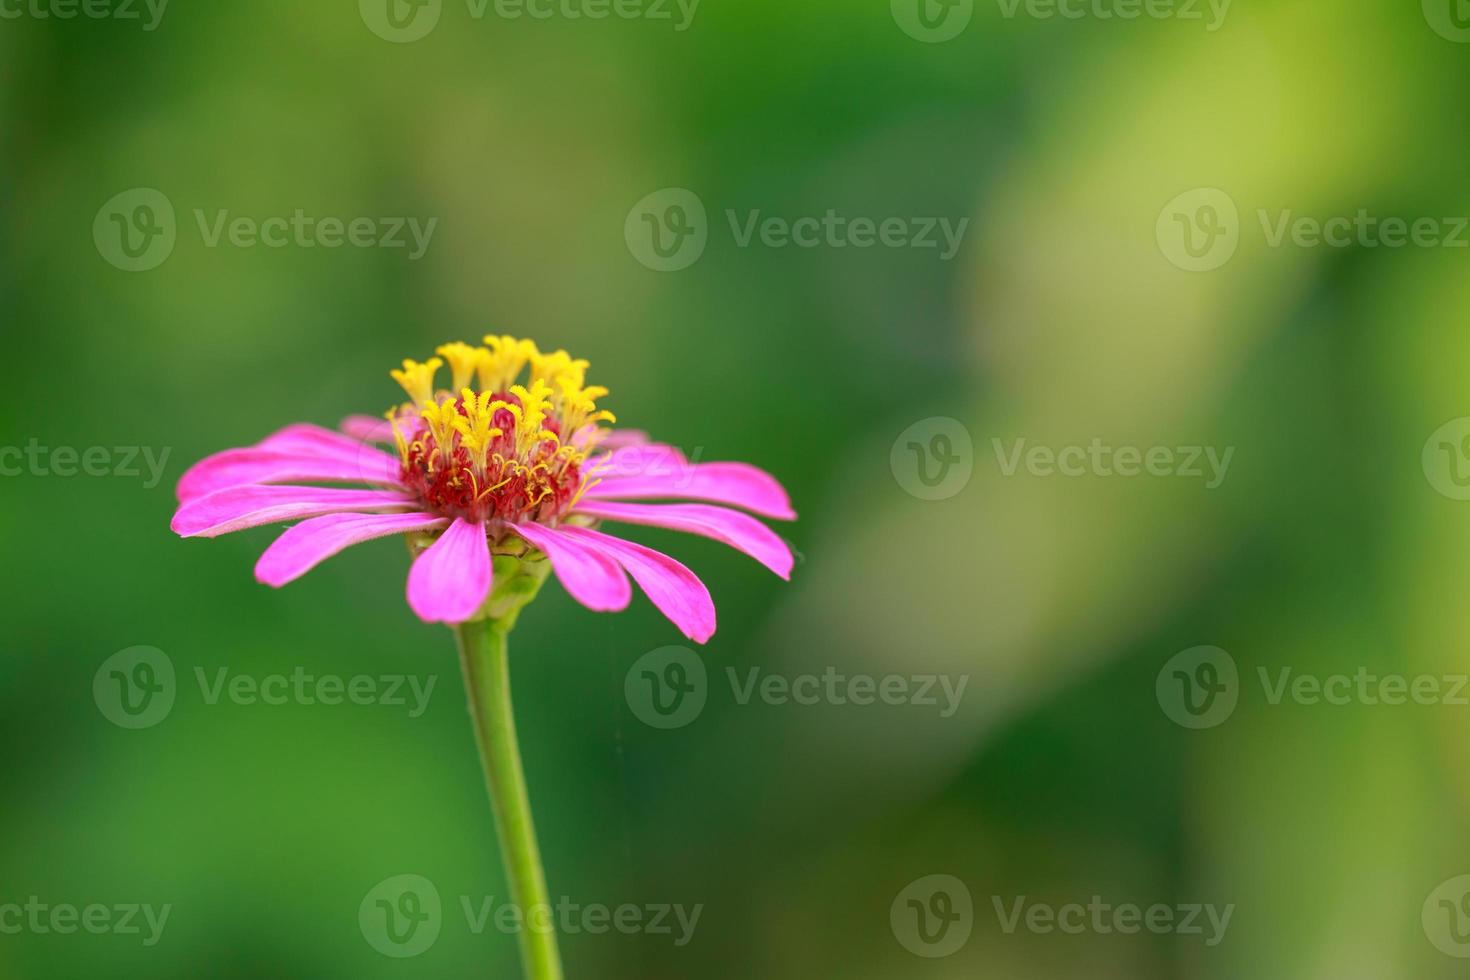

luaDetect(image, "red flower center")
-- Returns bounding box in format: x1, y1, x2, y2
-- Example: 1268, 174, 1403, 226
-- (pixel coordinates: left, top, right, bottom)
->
396, 395, 584, 525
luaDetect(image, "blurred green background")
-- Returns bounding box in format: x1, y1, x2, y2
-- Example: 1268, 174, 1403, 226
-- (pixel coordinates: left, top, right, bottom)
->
7, 0, 1470, 976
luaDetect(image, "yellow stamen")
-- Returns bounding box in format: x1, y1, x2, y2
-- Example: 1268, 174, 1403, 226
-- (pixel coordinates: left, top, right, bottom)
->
480, 335, 540, 392
385, 407, 409, 461
450, 388, 506, 472
386, 339, 617, 521
436, 342, 488, 393
420, 396, 460, 464
390, 358, 443, 407
532, 348, 590, 391
508, 379, 561, 458
556, 376, 615, 435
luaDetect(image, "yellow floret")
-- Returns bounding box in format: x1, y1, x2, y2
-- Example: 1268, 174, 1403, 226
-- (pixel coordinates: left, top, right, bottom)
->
390, 357, 443, 407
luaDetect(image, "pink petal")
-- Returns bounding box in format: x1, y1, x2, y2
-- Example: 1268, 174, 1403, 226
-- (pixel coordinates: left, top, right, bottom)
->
254, 511, 447, 587
575, 427, 650, 451
341, 415, 398, 443
558, 526, 716, 644
406, 518, 493, 624
512, 521, 632, 613
583, 462, 796, 521
172, 485, 420, 538
257, 423, 381, 460
176, 447, 403, 502
587, 443, 690, 480
572, 501, 793, 580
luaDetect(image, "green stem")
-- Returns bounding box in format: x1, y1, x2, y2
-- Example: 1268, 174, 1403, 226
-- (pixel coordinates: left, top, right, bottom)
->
455, 617, 564, 980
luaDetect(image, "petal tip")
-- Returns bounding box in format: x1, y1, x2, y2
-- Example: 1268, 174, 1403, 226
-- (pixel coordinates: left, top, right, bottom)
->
405, 518, 493, 625
253, 565, 288, 589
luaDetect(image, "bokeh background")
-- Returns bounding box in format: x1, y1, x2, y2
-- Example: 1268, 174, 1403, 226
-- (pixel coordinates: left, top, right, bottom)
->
7, 0, 1470, 976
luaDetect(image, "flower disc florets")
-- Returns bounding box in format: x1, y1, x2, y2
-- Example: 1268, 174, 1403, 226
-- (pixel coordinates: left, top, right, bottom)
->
387, 335, 615, 526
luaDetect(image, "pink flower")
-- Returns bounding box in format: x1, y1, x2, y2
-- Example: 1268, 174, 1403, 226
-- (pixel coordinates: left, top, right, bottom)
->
171, 337, 795, 642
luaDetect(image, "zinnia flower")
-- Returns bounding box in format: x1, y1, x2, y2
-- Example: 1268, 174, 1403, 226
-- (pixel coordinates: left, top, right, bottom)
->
170, 336, 796, 641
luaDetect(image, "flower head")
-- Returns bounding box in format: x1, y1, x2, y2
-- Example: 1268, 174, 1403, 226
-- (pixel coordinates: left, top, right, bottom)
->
172, 337, 796, 640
